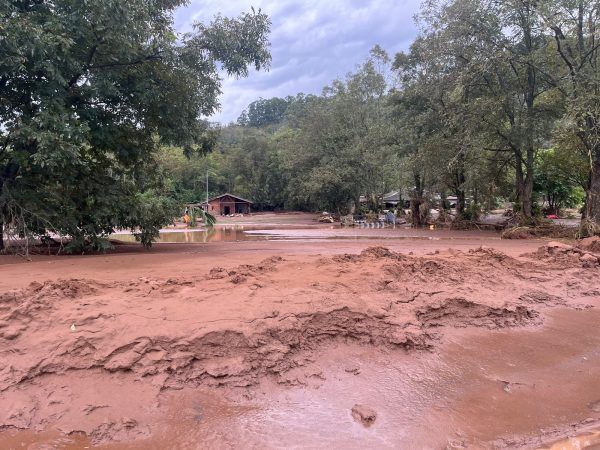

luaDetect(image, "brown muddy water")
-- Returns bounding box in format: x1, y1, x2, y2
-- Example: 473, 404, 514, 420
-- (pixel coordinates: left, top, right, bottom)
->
111, 225, 333, 244
111, 225, 501, 244
4, 308, 600, 449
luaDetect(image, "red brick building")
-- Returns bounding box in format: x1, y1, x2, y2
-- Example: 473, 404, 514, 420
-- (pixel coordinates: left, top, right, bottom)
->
202, 193, 253, 215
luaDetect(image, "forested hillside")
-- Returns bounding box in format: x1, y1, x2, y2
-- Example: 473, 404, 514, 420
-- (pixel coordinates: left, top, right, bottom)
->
163, 0, 597, 233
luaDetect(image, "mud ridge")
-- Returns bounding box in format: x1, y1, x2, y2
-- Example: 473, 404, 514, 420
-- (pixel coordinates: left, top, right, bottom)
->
207, 256, 284, 284
1, 295, 542, 397
417, 297, 540, 329
0, 279, 105, 340
1, 243, 598, 445
0, 307, 431, 394
524, 241, 600, 268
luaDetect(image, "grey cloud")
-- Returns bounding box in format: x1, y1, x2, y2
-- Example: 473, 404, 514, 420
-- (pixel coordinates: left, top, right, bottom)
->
175, 0, 422, 123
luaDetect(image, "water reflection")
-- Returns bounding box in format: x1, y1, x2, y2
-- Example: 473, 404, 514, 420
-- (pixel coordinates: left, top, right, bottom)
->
110, 225, 473, 244
112, 226, 268, 244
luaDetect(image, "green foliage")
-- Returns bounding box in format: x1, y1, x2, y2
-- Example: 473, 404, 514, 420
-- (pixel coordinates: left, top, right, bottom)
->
158, 49, 399, 215
199, 210, 216, 227
237, 94, 317, 128
238, 97, 291, 127
185, 206, 215, 229
127, 191, 180, 248
155, 0, 598, 231
279, 49, 399, 213
0, 1, 271, 249
462, 202, 481, 222
3, 0, 596, 240
64, 236, 113, 254
158, 146, 223, 204
187, 208, 198, 228
534, 149, 586, 215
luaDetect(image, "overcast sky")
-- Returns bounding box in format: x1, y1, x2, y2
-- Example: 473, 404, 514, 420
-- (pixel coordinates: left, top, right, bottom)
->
174, 0, 422, 124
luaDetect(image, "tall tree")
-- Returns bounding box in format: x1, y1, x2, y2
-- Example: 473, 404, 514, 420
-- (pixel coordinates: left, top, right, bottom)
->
0, 1, 270, 250
281, 49, 398, 214
431, 0, 556, 219
542, 0, 600, 225
237, 96, 291, 127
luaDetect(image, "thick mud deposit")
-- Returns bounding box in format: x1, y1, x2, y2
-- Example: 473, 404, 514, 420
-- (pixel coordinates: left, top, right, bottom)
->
1, 241, 600, 448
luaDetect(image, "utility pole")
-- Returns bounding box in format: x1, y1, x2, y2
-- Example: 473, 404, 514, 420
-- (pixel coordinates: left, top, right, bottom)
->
206, 169, 209, 208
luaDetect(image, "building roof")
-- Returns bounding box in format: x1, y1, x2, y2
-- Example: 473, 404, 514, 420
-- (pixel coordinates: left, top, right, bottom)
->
203, 193, 254, 204
383, 191, 401, 202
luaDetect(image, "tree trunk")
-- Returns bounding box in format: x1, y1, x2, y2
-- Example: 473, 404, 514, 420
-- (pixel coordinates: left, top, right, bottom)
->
0, 219, 4, 252
515, 159, 526, 214
347, 198, 357, 215
515, 157, 534, 219
522, 5, 536, 220
523, 167, 534, 218
410, 173, 427, 227
584, 159, 600, 223
440, 191, 448, 211
0, 178, 4, 252
410, 196, 426, 227
454, 153, 467, 217
455, 188, 466, 217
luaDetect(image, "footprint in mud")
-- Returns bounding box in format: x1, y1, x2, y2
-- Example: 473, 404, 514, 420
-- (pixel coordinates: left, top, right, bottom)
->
351, 404, 377, 427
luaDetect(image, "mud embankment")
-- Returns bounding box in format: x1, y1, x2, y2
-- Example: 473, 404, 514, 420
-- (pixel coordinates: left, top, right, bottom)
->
0, 242, 598, 446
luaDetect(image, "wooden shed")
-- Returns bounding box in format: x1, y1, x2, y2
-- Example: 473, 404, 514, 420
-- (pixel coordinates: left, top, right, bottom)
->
202, 193, 253, 215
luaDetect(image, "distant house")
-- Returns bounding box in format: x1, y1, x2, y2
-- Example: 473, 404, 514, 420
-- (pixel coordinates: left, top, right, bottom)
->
446, 196, 459, 208
383, 190, 412, 209
383, 191, 401, 207
358, 191, 410, 209
202, 193, 253, 215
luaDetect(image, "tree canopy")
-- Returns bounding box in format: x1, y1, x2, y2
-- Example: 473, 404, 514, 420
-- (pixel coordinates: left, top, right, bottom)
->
164, 0, 598, 233
0, 0, 271, 250
2, 0, 599, 249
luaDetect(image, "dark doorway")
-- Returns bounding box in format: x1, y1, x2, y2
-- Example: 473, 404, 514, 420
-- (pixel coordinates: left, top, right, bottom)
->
223, 206, 231, 215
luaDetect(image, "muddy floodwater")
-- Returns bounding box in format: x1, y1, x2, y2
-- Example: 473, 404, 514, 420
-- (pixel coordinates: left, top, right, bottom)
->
111, 224, 339, 243
111, 224, 507, 244
1, 215, 600, 449
138, 308, 600, 449
3, 308, 600, 449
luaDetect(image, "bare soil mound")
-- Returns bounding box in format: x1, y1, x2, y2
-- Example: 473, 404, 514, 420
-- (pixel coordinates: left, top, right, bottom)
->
579, 236, 600, 253
0, 245, 598, 445
524, 241, 600, 268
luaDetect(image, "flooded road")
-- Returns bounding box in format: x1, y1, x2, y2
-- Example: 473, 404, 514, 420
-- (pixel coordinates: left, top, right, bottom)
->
4, 308, 599, 449
111, 224, 505, 244
1, 223, 597, 450
143, 308, 600, 449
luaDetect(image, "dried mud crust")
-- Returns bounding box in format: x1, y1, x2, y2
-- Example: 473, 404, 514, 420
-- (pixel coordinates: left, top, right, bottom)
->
0, 246, 598, 443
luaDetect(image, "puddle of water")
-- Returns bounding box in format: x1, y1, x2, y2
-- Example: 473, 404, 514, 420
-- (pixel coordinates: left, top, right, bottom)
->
109, 225, 495, 244
110, 225, 339, 244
